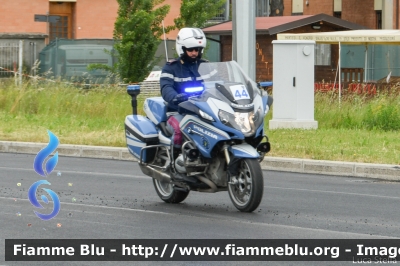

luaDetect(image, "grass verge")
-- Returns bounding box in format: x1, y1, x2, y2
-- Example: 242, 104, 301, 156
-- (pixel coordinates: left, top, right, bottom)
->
0, 79, 399, 165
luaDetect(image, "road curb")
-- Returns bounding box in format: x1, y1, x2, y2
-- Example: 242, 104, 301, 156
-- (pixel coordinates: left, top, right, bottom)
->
260, 157, 400, 180
1, 141, 399, 181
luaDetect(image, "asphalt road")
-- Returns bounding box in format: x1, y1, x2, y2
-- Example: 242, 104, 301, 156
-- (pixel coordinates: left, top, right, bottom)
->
1, 152, 400, 266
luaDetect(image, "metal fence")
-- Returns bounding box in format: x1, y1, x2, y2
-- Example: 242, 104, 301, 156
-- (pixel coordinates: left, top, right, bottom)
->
0, 40, 23, 83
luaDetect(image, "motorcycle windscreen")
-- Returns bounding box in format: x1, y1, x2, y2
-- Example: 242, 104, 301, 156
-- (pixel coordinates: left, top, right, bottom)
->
198, 61, 261, 100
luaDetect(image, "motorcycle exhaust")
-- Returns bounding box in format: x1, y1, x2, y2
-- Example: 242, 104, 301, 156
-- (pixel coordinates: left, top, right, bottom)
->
139, 164, 218, 193
197, 176, 218, 193
139, 164, 171, 183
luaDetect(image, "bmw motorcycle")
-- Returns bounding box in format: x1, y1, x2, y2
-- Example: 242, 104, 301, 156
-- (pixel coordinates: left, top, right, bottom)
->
124, 61, 273, 212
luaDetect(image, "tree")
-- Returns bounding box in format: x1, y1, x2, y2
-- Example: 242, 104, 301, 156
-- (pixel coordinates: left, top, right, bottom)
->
174, 0, 227, 29
113, 0, 174, 83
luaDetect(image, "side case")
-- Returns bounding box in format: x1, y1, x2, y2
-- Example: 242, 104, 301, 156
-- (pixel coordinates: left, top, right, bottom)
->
125, 115, 159, 162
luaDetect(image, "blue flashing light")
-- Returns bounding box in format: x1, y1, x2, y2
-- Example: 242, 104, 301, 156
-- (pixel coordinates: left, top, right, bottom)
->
127, 85, 140, 91
184, 86, 204, 93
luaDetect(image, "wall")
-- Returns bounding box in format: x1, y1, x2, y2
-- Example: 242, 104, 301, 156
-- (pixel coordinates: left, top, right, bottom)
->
220, 23, 341, 83
282, 0, 333, 16
282, 0, 292, 16
342, 0, 376, 29
280, 0, 386, 29
74, 0, 118, 39
157, 0, 181, 39
303, 0, 333, 16
74, 0, 180, 39
0, 0, 48, 33
0, 0, 181, 40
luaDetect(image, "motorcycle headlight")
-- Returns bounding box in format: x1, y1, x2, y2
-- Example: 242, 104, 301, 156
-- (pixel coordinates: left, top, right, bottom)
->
234, 112, 252, 134
218, 109, 263, 136
199, 110, 214, 121
219, 110, 231, 125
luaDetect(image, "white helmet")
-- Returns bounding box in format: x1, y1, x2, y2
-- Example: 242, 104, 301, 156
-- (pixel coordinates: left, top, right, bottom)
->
175, 28, 207, 57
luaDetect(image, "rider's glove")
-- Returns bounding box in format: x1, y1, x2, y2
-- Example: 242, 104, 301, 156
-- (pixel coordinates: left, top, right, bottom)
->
172, 93, 188, 104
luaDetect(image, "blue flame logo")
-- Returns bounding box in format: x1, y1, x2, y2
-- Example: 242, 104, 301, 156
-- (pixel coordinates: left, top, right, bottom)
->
29, 130, 61, 221
33, 130, 59, 176
28, 180, 60, 220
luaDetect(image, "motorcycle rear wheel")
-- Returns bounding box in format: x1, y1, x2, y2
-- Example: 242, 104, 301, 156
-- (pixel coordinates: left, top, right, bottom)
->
153, 178, 189, 203
228, 158, 264, 212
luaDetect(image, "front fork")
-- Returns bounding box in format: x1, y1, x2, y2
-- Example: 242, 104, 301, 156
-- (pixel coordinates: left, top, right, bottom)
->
221, 143, 238, 185
222, 143, 231, 164
222, 137, 270, 185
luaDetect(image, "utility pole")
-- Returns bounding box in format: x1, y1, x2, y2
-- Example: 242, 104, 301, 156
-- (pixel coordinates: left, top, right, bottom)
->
232, 0, 256, 81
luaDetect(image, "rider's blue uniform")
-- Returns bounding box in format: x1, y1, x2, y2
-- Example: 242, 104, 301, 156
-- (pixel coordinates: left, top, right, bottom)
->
160, 58, 207, 111
160, 57, 207, 147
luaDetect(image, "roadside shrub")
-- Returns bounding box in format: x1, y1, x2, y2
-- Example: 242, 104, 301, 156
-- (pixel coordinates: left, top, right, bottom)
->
362, 100, 400, 131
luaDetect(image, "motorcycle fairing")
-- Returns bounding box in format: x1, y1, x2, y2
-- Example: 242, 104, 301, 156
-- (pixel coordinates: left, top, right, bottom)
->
180, 115, 230, 158
178, 101, 201, 116
192, 101, 245, 139
255, 122, 265, 138
189, 81, 266, 138
178, 99, 245, 139
253, 94, 272, 138
144, 97, 168, 125
206, 97, 234, 115
261, 95, 269, 111
229, 143, 259, 158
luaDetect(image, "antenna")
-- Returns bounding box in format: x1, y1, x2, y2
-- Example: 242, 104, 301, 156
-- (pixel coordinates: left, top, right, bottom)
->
162, 20, 168, 62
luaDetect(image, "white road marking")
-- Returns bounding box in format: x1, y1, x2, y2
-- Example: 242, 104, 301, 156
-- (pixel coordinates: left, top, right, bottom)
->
0, 196, 395, 239
265, 185, 400, 200
0, 166, 148, 179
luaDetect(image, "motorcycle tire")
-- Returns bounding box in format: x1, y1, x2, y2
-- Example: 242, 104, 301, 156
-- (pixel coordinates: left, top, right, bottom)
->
153, 178, 189, 203
228, 158, 264, 212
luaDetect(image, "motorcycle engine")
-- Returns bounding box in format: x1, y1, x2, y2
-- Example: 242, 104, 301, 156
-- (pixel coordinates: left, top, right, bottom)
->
174, 154, 187, 173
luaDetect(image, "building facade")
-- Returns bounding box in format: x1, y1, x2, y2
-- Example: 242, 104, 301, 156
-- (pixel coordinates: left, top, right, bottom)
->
1, 1, 398, 42
203, 14, 367, 83
0, 0, 400, 40
0, 0, 181, 74
202, 0, 399, 83
1, 0, 398, 81
279, 0, 398, 30
0, 0, 180, 43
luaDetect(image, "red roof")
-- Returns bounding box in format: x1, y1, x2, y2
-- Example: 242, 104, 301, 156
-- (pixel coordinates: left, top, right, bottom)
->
203, 16, 312, 34
202, 14, 368, 35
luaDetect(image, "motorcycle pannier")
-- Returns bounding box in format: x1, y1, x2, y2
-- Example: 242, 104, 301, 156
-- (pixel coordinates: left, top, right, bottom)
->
125, 115, 159, 162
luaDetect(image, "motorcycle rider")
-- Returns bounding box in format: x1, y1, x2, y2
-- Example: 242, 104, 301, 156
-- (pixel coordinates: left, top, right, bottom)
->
160, 27, 208, 182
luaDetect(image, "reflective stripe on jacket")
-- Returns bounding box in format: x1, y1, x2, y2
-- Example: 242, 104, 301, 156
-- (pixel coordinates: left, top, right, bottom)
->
160, 58, 207, 111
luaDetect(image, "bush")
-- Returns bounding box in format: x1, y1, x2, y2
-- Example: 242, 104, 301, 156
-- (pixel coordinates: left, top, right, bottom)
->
314, 91, 400, 131
362, 96, 400, 131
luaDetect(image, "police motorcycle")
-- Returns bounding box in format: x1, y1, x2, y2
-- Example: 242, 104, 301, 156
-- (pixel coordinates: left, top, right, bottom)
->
124, 60, 273, 212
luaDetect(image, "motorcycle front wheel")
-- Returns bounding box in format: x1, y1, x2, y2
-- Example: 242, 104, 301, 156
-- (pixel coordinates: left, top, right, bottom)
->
153, 178, 189, 203
228, 158, 264, 212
